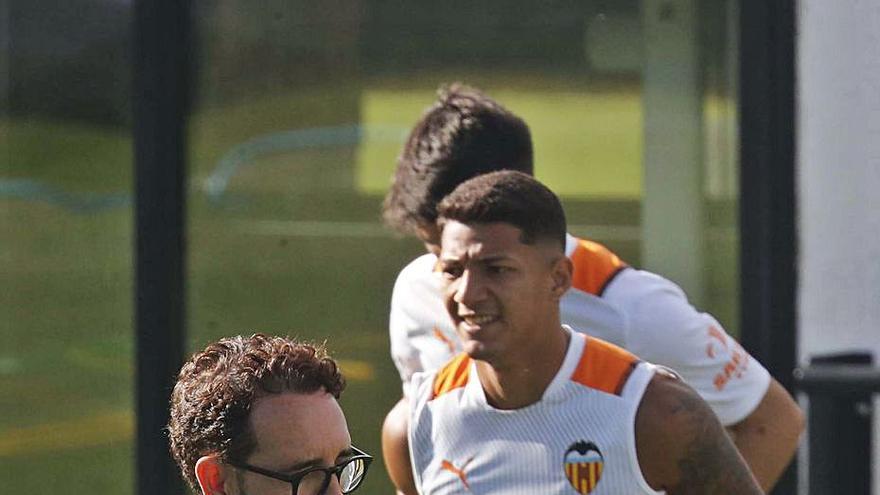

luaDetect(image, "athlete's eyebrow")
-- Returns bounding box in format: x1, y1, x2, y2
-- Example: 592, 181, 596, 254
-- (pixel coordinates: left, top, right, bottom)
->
461, 253, 516, 268
439, 252, 512, 264
474, 254, 513, 263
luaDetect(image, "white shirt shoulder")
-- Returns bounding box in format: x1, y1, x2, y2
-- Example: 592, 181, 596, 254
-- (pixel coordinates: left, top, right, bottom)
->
389, 254, 459, 386
601, 268, 771, 425
390, 236, 772, 426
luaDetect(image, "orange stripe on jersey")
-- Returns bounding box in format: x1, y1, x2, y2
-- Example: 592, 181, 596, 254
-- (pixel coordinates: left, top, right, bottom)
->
571, 336, 639, 396
431, 353, 472, 400
569, 239, 627, 296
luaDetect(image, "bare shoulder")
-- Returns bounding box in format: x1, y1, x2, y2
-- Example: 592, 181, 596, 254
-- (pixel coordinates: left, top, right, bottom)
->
635, 370, 764, 495
382, 398, 418, 495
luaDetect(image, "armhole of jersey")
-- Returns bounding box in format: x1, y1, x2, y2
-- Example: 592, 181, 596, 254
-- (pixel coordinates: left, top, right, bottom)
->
431, 353, 471, 400
624, 363, 665, 495
570, 239, 629, 297
406, 389, 424, 495
570, 336, 639, 396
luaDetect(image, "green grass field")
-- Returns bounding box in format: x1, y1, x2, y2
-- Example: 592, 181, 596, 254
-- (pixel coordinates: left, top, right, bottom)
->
0, 77, 738, 494
356, 86, 643, 198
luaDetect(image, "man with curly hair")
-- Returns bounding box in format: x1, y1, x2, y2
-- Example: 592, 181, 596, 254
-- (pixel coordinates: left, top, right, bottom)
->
168, 333, 372, 495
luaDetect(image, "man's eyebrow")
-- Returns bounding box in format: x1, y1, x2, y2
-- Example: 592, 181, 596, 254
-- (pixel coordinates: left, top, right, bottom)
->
280, 447, 355, 474
279, 457, 322, 474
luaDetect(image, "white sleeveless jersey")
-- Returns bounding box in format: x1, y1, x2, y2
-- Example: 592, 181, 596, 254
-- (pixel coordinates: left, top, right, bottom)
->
391, 234, 770, 426
408, 331, 663, 495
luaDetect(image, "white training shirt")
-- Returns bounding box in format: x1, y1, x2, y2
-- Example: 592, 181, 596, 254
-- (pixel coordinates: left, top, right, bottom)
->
408, 330, 662, 495
389, 234, 770, 426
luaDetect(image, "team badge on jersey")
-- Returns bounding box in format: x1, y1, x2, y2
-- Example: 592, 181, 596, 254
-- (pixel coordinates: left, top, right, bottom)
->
563, 441, 604, 494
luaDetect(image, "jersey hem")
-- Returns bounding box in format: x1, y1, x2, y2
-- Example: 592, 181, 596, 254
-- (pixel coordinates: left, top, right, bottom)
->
715, 367, 772, 426
625, 364, 665, 495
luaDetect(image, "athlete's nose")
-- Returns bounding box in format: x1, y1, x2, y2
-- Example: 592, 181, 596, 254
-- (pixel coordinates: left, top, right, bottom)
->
453, 268, 485, 308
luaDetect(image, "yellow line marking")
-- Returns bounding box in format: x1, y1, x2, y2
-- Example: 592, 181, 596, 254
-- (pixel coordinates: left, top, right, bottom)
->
0, 410, 133, 457
63, 348, 375, 382
0, 361, 373, 456
337, 359, 375, 381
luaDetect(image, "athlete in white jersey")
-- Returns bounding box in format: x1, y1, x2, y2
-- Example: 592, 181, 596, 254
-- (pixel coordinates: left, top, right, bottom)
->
410, 330, 661, 495
403, 172, 762, 495
391, 234, 767, 426
381, 85, 802, 494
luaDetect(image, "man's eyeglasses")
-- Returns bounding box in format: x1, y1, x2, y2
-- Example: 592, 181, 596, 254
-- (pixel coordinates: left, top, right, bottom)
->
227, 445, 373, 495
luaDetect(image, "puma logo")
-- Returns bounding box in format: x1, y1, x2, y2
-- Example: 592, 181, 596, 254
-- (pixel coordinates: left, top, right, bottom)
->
440, 456, 475, 490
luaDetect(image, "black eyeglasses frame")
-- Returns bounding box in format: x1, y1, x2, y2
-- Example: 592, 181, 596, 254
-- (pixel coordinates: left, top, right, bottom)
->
226, 445, 372, 494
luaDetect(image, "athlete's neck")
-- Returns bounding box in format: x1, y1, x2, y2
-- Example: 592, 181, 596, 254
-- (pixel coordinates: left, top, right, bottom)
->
475, 326, 571, 410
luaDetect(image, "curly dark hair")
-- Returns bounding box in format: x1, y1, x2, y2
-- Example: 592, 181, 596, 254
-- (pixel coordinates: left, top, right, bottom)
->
382, 83, 533, 237
167, 333, 346, 493
437, 170, 567, 250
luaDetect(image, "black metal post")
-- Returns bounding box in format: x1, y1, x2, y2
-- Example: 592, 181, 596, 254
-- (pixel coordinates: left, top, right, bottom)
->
738, 1, 798, 494
133, 1, 191, 494
795, 357, 877, 495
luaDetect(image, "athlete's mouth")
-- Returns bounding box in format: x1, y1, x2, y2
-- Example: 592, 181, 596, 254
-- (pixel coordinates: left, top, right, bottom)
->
460, 314, 499, 327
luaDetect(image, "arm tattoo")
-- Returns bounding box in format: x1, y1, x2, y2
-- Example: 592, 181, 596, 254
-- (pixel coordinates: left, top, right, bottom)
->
670, 391, 762, 495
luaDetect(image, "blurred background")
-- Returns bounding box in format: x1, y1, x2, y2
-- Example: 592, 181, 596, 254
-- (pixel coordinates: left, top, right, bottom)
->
0, 0, 744, 492
2, 1, 877, 494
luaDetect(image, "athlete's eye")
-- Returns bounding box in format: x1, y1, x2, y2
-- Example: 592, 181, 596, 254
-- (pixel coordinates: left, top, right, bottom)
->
487, 265, 512, 275
440, 264, 463, 279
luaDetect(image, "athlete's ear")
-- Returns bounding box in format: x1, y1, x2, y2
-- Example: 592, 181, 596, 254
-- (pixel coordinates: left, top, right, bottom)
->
195, 455, 229, 495
550, 256, 573, 298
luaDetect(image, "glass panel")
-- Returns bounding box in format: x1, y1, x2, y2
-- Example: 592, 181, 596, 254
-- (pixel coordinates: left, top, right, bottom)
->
701, 0, 740, 334
1, 1, 134, 493
189, 5, 396, 494
0, 1, 741, 493
189, 2, 740, 494
0, 0, 738, 494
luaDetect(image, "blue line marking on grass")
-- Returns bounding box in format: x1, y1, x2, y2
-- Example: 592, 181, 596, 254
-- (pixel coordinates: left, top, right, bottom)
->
0, 179, 131, 213
2, 124, 408, 213
203, 124, 361, 199
202, 123, 406, 199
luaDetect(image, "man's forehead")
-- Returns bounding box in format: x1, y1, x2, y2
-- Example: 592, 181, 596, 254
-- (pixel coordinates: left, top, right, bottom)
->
440, 221, 524, 258
247, 391, 351, 470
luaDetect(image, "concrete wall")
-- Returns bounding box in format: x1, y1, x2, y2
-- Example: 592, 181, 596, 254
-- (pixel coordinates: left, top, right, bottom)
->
797, 0, 880, 492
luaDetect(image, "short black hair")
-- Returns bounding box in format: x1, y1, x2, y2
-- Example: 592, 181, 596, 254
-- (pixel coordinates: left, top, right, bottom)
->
382, 83, 533, 236
437, 170, 566, 250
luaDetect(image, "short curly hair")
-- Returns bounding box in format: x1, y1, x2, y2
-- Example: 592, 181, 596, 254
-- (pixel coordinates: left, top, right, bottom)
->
167, 334, 346, 493
382, 83, 533, 237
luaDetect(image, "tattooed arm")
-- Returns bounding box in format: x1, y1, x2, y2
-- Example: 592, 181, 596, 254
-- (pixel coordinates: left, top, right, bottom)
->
636, 371, 764, 494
